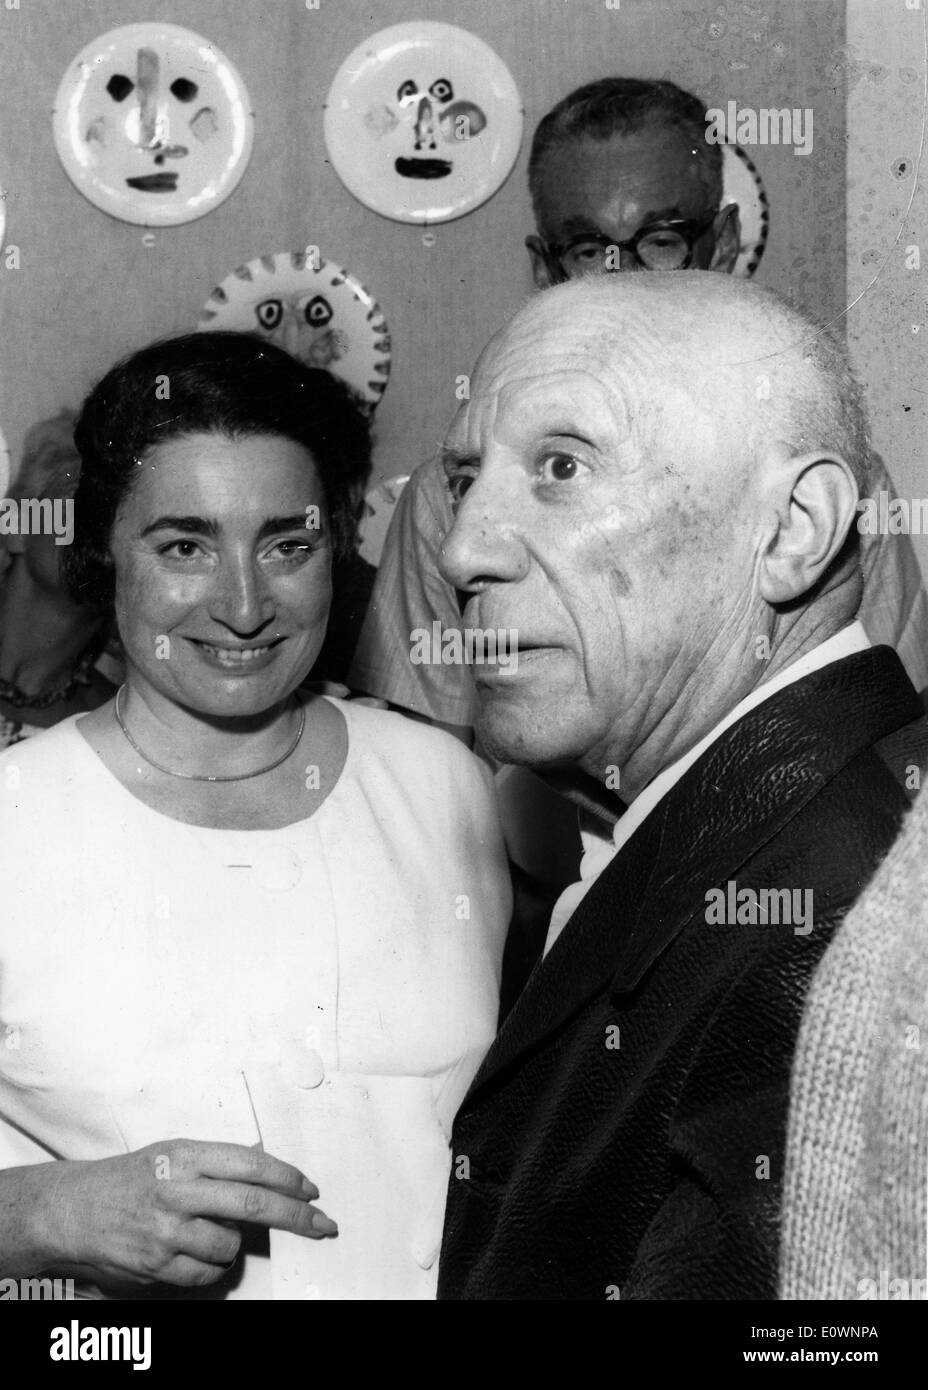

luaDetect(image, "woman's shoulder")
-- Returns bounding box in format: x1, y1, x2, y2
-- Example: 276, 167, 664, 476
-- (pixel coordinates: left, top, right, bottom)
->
0, 716, 100, 850
0, 713, 88, 772
332, 697, 491, 785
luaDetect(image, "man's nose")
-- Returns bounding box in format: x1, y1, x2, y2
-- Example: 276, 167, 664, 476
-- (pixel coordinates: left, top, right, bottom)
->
438, 474, 528, 597
609, 244, 643, 273
208, 557, 275, 633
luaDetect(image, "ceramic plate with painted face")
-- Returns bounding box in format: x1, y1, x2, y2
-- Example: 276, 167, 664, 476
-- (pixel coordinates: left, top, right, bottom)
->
324, 21, 523, 223
52, 23, 254, 226
722, 143, 770, 278
197, 250, 391, 410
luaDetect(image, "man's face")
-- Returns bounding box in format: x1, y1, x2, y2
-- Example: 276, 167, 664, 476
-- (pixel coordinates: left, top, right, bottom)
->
527, 125, 739, 285
437, 289, 755, 777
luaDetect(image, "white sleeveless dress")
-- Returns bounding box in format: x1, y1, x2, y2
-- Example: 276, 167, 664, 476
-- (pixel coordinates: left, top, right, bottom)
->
0, 698, 510, 1299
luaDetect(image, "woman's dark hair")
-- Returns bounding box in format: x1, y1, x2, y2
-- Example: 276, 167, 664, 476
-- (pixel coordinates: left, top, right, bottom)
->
62, 331, 372, 611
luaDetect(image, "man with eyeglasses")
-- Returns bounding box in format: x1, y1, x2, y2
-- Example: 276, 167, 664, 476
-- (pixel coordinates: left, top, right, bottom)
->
350, 78, 928, 733
537, 210, 721, 277
524, 84, 740, 283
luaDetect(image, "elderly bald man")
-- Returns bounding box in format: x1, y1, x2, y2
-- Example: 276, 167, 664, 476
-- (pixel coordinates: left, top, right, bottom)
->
351, 77, 928, 736
436, 275, 928, 1301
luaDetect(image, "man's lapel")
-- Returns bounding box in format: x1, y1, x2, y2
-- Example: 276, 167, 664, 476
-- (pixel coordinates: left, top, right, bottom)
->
468, 646, 921, 1101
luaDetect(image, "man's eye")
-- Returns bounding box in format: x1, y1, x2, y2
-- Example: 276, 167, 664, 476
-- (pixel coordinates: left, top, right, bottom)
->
538, 453, 584, 483
446, 472, 476, 507
573, 244, 602, 261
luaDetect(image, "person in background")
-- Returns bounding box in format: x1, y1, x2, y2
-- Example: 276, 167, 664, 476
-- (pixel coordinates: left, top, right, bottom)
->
0, 410, 120, 750
350, 77, 928, 735
780, 784, 928, 1301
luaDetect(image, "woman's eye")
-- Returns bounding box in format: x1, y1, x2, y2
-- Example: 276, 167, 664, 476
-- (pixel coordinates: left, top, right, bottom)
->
538, 453, 585, 484
271, 540, 316, 561
159, 539, 202, 559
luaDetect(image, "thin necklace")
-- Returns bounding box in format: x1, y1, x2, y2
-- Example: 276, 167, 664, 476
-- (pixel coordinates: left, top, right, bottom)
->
114, 685, 305, 783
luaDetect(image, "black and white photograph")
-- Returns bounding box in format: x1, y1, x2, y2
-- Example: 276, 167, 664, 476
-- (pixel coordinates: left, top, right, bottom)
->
0, 0, 924, 1361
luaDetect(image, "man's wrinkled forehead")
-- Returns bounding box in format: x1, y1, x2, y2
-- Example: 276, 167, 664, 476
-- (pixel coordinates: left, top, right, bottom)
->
453, 310, 650, 450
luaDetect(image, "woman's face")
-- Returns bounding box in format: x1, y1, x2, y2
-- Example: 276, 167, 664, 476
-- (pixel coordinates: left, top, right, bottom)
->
110, 430, 332, 720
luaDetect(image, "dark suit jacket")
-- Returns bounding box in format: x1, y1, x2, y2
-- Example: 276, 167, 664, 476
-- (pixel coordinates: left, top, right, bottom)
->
438, 647, 925, 1300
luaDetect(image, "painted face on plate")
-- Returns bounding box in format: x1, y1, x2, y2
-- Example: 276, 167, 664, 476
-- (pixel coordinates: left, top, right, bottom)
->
89, 48, 221, 195
54, 24, 253, 224
197, 253, 391, 406
251, 292, 347, 367
365, 75, 487, 180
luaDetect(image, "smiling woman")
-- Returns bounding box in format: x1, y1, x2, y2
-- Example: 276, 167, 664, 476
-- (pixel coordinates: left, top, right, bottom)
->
0, 333, 511, 1299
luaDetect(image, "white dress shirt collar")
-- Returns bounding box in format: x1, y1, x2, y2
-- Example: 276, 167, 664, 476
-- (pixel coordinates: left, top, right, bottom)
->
543, 621, 871, 957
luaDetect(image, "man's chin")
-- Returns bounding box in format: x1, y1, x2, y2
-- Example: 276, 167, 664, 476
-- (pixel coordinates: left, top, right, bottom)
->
474, 704, 585, 769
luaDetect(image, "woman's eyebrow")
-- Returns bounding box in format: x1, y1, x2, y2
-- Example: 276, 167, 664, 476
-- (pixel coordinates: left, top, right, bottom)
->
257, 514, 321, 537
140, 515, 217, 537
140, 514, 319, 539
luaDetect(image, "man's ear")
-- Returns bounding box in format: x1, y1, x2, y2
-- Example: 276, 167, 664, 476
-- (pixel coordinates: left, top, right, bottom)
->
709, 204, 741, 274
525, 234, 557, 290
757, 448, 860, 604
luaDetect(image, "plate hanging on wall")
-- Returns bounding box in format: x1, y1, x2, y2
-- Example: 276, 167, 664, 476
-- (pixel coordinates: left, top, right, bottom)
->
324, 21, 523, 224
52, 22, 254, 227
721, 143, 770, 278
197, 250, 391, 410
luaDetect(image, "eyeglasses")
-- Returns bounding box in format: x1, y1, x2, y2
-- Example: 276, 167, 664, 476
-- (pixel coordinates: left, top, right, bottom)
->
543, 212, 720, 278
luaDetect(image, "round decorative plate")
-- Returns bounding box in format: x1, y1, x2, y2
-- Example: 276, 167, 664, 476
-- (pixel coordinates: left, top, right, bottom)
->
324, 21, 523, 224
52, 23, 254, 227
197, 250, 391, 410
722, 143, 770, 278
357, 475, 410, 566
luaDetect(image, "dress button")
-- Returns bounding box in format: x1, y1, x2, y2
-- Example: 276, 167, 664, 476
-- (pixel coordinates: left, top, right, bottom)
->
253, 845, 304, 892
280, 1040, 325, 1089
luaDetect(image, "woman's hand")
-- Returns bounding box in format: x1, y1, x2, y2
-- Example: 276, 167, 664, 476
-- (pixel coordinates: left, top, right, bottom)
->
9, 1140, 336, 1292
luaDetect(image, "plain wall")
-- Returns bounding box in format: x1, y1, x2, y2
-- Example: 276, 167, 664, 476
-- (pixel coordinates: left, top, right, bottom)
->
846, 0, 928, 583
0, 0, 846, 488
